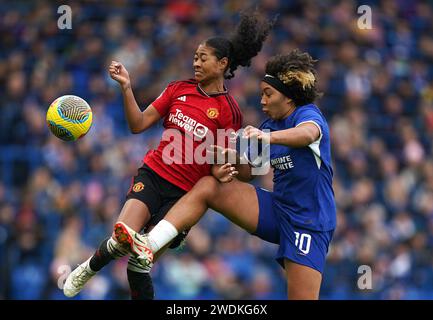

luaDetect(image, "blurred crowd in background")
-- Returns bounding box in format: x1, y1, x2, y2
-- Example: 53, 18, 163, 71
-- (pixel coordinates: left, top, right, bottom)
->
2, 0, 433, 299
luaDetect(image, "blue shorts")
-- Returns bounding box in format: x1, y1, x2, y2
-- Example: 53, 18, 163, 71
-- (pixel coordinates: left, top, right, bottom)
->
252, 187, 334, 274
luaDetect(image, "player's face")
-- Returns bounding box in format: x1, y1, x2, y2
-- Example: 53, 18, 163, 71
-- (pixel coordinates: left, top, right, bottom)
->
193, 44, 226, 83
260, 82, 292, 120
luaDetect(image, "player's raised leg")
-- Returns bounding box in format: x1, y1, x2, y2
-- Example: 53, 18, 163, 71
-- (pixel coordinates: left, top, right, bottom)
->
171, 176, 260, 233
118, 176, 261, 269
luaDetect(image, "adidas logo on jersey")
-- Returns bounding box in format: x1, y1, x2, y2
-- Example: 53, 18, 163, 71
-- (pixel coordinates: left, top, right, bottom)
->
177, 96, 186, 102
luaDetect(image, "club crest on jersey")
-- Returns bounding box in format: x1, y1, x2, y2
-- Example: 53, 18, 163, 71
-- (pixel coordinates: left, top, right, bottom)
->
207, 108, 219, 119
133, 182, 145, 192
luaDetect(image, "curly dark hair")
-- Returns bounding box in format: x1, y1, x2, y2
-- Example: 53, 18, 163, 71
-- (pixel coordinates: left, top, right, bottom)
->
265, 49, 321, 106
206, 10, 275, 79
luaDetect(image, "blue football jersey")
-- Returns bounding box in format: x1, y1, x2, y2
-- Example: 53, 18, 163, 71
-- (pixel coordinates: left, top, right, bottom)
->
259, 104, 336, 231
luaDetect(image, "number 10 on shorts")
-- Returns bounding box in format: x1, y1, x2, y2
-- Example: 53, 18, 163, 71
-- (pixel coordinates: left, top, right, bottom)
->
294, 232, 311, 254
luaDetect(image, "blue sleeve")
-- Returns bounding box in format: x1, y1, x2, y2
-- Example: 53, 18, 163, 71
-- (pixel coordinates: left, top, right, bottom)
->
294, 107, 324, 134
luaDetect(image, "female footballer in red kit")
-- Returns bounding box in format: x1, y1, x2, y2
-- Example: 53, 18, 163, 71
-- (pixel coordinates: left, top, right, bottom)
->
63, 10, 274, 300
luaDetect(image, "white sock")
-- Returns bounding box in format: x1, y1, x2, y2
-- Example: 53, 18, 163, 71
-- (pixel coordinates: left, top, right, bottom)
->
147, 220, 179, 252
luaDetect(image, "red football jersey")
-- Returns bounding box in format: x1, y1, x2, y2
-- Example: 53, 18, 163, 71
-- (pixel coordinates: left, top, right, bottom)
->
143, 79, 242, 191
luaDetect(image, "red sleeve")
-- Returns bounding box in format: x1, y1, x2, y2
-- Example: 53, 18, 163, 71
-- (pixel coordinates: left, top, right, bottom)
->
151, 82, 177, 117
218, 95, 243, 149
221, 95, 243, 131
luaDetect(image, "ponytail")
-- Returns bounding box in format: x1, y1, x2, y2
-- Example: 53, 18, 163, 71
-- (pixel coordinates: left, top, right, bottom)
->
205, 10, 276, 79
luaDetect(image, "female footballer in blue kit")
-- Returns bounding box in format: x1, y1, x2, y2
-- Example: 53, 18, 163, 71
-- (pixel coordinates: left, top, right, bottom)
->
114, 49, 336, 299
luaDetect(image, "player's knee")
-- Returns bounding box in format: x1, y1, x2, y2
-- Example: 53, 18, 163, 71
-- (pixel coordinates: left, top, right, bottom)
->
193, 176, 220, 199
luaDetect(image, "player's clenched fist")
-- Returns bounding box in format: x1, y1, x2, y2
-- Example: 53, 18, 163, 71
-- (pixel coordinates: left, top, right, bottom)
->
109, 61, 131, 90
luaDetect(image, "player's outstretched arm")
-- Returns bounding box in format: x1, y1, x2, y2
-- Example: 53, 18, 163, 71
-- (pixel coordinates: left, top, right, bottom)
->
269, 123, 320, 147
109, 60, 160, 134
243, 123, 320, 148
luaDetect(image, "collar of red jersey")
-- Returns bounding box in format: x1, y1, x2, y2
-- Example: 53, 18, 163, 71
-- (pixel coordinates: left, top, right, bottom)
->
197, 83, 228, 97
